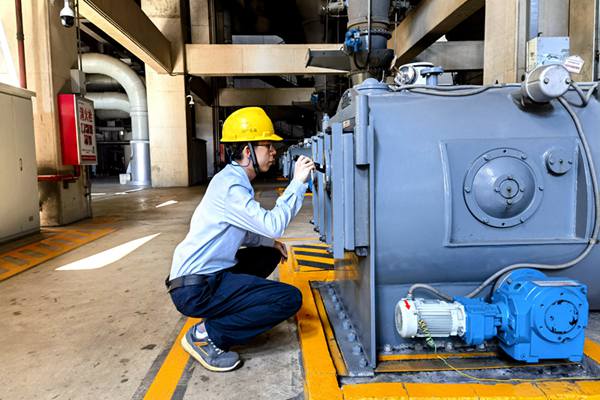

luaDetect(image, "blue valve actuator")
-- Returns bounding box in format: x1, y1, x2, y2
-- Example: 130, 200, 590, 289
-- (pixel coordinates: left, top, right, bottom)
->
344, 28, 363, 54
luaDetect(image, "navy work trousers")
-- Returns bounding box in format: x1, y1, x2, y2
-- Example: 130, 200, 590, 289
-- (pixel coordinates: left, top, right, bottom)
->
169, 246, 302, 350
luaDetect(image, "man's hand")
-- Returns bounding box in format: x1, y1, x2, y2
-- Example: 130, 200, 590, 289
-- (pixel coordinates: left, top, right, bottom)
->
273, 240, 288, 260
293, 155, 315, 184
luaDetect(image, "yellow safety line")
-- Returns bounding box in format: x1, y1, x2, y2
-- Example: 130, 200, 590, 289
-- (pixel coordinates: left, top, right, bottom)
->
143, 317, 200, 400
279, 258, 342, 400
584, 339, 600, 364
295, 254, 334, 265
0, 227, 115, 282
293, 247, 331, 255
313, 288, 348, 376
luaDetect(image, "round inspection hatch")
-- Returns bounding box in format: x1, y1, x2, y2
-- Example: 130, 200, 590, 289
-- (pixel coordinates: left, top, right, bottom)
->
464, 148, 544, 228
544, 300, 579, 335
545, 147, 573, 175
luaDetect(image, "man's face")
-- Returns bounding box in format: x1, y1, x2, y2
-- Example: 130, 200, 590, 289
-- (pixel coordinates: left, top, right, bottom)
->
253, 141, 277, 173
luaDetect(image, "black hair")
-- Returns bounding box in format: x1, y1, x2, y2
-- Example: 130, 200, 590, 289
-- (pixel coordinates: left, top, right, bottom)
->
226, 143, 247, 162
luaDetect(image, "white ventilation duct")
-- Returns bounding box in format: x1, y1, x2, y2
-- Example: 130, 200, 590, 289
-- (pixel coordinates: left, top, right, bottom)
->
85, 74, 123, 92
81, 53, 150, 186
85, 92, 130, 113
95, 110, 131, 120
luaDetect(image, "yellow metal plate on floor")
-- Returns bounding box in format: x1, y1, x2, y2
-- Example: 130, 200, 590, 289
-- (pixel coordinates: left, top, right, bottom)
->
375, 355, 575, 373
0, 219, 116, 282
280, 246, 600, 400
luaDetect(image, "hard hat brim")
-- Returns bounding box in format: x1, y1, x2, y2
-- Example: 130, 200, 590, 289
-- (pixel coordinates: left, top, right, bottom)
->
221, 132, 284, 143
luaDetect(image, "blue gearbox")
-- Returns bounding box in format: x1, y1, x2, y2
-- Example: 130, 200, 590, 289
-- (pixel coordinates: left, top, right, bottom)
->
456, 269, 588, 362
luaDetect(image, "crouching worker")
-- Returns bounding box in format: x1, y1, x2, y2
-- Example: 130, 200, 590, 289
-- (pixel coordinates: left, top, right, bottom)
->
166, 107, 315, 372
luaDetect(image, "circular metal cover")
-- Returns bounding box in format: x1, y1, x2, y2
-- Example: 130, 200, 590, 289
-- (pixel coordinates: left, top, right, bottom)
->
545, 147, 573, 175
464, 148, 544, 228
544, 300, 579, 335
534, 291, 585, 343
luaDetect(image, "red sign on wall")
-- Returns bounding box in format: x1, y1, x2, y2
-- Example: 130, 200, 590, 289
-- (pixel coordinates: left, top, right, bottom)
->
58, 94, 98, 165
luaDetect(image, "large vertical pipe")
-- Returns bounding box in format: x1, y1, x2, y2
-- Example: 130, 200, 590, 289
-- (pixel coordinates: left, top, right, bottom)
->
347, 0, 390, 31
81, 53, 150, 186
346, 0, 392, 83
15, 0, 26, 88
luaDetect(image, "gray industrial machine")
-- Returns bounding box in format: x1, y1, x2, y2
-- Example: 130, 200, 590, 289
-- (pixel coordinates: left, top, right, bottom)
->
310, 70, 600, 374
281, 141, 312, 180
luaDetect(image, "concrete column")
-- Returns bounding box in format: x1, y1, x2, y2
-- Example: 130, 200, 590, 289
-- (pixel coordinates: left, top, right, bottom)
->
190, 0, 216, 178
0, 4, 19, 86
1, 1, 91, 226
195, 105, 215, 177
483, 0, 528, 83
569, 0, 599, 81
142, 0, 189, 187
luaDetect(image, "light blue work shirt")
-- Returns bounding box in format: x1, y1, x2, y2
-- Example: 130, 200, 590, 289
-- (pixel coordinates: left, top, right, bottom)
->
169, 163, 308, 280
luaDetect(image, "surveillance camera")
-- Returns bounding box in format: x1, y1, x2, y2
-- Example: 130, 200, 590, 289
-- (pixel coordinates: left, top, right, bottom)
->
60, 0, 75, 28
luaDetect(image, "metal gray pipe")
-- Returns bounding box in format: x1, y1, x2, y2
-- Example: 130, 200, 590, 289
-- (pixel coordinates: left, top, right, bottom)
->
347, 0, 390, 30
95, 110, 131, 120
86, 74, 123, 92
85, 92, 130, 113
81, 53, 150, 186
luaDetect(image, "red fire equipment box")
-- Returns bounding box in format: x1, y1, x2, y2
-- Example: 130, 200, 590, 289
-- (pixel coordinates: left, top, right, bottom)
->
58, 94, 98, 165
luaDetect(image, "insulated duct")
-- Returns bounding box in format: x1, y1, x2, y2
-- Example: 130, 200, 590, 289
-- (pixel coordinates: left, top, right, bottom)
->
85, 92, 130, 114
85, 74, 124, 92
86, 92, 130, 119
81, 53, 150, 186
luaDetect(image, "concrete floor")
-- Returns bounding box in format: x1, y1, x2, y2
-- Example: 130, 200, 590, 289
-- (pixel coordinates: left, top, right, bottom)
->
0, 179, 310, 400
1, 179, 599, 400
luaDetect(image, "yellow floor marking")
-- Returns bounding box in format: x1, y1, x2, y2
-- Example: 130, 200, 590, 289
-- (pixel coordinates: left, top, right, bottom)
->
535, 382, 587, 399
313, 288, 348, 376
0, 225, 115, 282
144, 317, 200, 400
343, 383, 409, 399
280, 246, 600, 400
280, 256, 341, 400
584, 339, 600, 364
293, 247, 331, 255
473, 383, 547, 399
575, 381, 600, 398
295, 254, 334, 265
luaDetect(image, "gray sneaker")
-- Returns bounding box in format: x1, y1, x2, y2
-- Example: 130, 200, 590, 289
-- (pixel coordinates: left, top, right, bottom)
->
181, 326, 241, 372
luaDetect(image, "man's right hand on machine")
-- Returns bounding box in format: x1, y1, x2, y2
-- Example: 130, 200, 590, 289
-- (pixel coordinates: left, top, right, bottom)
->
293, 155, 315, 184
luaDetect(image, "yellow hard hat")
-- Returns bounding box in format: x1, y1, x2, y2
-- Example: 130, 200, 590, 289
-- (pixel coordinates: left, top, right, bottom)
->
221, 107, 283, 143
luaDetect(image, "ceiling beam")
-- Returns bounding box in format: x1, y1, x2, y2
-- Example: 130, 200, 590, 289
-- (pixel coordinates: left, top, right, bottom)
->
186, 44, 345, 76
388, 0, 485, 65
79, 0, 172, 73
188, 76, 213, 106
218, 88, 314, 107
412, 41, 483, 71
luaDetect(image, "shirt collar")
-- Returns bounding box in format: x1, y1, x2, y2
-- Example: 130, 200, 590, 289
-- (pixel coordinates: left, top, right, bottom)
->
227, 162, 252, 190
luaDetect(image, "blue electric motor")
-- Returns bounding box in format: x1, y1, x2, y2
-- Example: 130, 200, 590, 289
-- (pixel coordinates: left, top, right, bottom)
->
396, 269, 588, 362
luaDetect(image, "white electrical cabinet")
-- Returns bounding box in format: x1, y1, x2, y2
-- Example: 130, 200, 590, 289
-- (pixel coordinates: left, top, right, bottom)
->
0, 83, 39, 243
